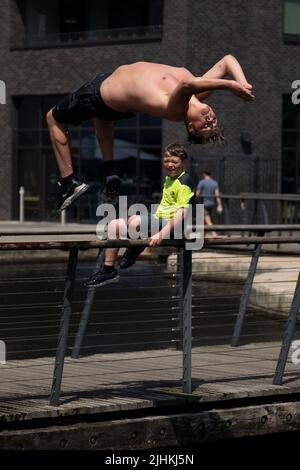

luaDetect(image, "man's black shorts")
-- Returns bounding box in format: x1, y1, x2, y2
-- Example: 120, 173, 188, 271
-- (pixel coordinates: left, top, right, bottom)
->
52, 73, 134, 125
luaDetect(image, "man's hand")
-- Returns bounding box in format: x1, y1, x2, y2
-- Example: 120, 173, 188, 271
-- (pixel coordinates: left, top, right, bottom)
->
149, 232, 164, 247
229, 80, 255, 101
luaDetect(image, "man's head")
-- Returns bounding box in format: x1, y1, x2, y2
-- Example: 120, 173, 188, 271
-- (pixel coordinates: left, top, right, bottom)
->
202, 170, 211, 178
163, 143, 187, 178
186, 104, 224, 144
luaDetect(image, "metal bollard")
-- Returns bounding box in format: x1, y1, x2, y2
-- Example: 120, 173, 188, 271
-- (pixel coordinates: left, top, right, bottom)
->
19, 186, 24, 223
61, 209, 66, 225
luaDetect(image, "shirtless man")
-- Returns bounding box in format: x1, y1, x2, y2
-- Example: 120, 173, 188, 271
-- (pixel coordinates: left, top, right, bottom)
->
46, 55, 254, 211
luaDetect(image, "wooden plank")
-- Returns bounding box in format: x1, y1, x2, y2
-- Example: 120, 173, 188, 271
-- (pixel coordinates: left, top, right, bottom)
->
1, 401, 300, 450
1, 342, 300, 423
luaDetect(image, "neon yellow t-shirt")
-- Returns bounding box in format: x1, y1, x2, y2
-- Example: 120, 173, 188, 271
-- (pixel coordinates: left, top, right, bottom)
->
155, 171, 194, 219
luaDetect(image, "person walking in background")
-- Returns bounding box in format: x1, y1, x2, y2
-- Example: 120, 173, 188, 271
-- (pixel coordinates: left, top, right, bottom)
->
196, 170, 223, 239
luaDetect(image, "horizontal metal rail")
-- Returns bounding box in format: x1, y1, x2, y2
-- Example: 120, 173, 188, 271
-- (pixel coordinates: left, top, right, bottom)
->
0, 235, 299, 251
221, 194, 300, 201
1, 224, 300, 236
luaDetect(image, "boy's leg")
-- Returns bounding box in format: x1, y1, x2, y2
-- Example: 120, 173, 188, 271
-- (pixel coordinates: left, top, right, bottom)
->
118, 215, 146, 269
86, 219, 127, 287
47, 108, 89, 212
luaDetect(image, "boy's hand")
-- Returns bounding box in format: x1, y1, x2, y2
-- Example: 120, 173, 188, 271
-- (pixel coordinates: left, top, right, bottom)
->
229, 80, 255, 101
149, 232, 164, 247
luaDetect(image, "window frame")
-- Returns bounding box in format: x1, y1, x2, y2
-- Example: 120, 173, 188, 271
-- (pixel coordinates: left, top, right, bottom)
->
283, 0, 300, 44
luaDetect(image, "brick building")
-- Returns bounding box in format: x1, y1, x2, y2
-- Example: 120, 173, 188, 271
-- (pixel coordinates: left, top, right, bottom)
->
0, 0, 299, 222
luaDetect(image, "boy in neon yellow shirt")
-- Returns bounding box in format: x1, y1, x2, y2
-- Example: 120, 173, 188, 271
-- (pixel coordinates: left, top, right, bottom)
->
86, 143, 194, 287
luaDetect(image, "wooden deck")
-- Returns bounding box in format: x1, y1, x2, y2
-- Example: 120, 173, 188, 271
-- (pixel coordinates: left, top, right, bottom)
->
1, 341, 300, 423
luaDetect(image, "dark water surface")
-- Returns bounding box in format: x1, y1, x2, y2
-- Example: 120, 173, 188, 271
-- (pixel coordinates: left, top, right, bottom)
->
0, 259, 299, 360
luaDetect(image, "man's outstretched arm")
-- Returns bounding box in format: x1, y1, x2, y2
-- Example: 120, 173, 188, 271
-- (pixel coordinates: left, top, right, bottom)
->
196, 55, 253, 100
168, 75, 254, 117
185, 77, 255, 101
201, 55, 251, 85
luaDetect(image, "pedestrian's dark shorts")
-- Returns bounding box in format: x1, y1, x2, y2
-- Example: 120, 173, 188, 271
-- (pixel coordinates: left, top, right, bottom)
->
204, 205, 213, 216
51, 73, 135, 126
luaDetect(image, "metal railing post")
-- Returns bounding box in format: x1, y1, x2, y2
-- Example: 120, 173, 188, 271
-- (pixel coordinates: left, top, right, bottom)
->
60, 210, 66, 225
231, 234, 264, 346
176, 248, 183, 351
72, 249, 105, 358
181, 246, 192, 394
259, 200, 269, 225
19, 186, 24, 223
273, 270, 300, 385
50, 247, 78, 406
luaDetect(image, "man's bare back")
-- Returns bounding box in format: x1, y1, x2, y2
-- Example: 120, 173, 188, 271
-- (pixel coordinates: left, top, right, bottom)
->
101, 62, 195, 120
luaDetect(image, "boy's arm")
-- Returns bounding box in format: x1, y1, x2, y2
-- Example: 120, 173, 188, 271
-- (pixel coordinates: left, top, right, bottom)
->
93, 118, 114, 161
149, 208, 186, 246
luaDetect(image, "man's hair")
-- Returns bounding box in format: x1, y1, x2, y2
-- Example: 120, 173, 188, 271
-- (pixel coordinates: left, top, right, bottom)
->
203, 170, 211, 176
164, 143, 188, 161
187, 126, 225, 145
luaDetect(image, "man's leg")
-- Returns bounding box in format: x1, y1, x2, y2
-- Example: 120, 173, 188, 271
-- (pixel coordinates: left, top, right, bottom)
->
204, 208, 217, 239
47, 108, 89, 212
46, 108, 73, 178
93, 118, 122, 204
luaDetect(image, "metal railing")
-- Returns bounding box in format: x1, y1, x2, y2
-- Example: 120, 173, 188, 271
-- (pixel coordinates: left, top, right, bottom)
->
13, 25, 163, 49
0, 226, 300, 407
216, 193, 300, 225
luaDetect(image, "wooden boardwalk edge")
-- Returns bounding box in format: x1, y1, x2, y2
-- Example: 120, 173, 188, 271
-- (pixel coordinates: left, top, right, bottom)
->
1, 401, 300, 450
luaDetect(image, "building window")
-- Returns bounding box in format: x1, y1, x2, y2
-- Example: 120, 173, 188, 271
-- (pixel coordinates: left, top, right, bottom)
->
284, 0, 300, 42
282, 94, 300, 193
14, 96, 162, 222
14, 0, 163, 48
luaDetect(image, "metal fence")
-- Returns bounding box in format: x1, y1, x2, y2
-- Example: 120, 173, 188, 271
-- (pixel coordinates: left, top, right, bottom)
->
0, 227, 300, 409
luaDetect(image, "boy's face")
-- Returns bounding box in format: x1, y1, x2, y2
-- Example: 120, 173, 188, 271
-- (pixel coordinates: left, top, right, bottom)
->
163, 152, 185, 178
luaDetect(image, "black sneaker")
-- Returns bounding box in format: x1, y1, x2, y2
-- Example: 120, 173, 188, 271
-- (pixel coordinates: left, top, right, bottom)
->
85, 268, 120, 288
102, 175, 122, 204
57, 178, 89, 212
118, 247, 145, 269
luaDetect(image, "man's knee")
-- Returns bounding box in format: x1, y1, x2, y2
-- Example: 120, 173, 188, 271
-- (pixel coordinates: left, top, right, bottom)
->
46, 108, 56, 127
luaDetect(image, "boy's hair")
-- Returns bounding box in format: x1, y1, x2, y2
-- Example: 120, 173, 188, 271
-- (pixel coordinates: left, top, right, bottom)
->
187, 126, 225, 145
164, 143, 188, 161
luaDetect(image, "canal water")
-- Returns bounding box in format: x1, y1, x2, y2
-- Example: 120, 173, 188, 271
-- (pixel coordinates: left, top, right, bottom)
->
0, 258, 298, 361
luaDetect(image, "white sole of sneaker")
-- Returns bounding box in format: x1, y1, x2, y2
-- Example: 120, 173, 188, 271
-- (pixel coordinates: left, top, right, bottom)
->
58, 183, 89, 212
